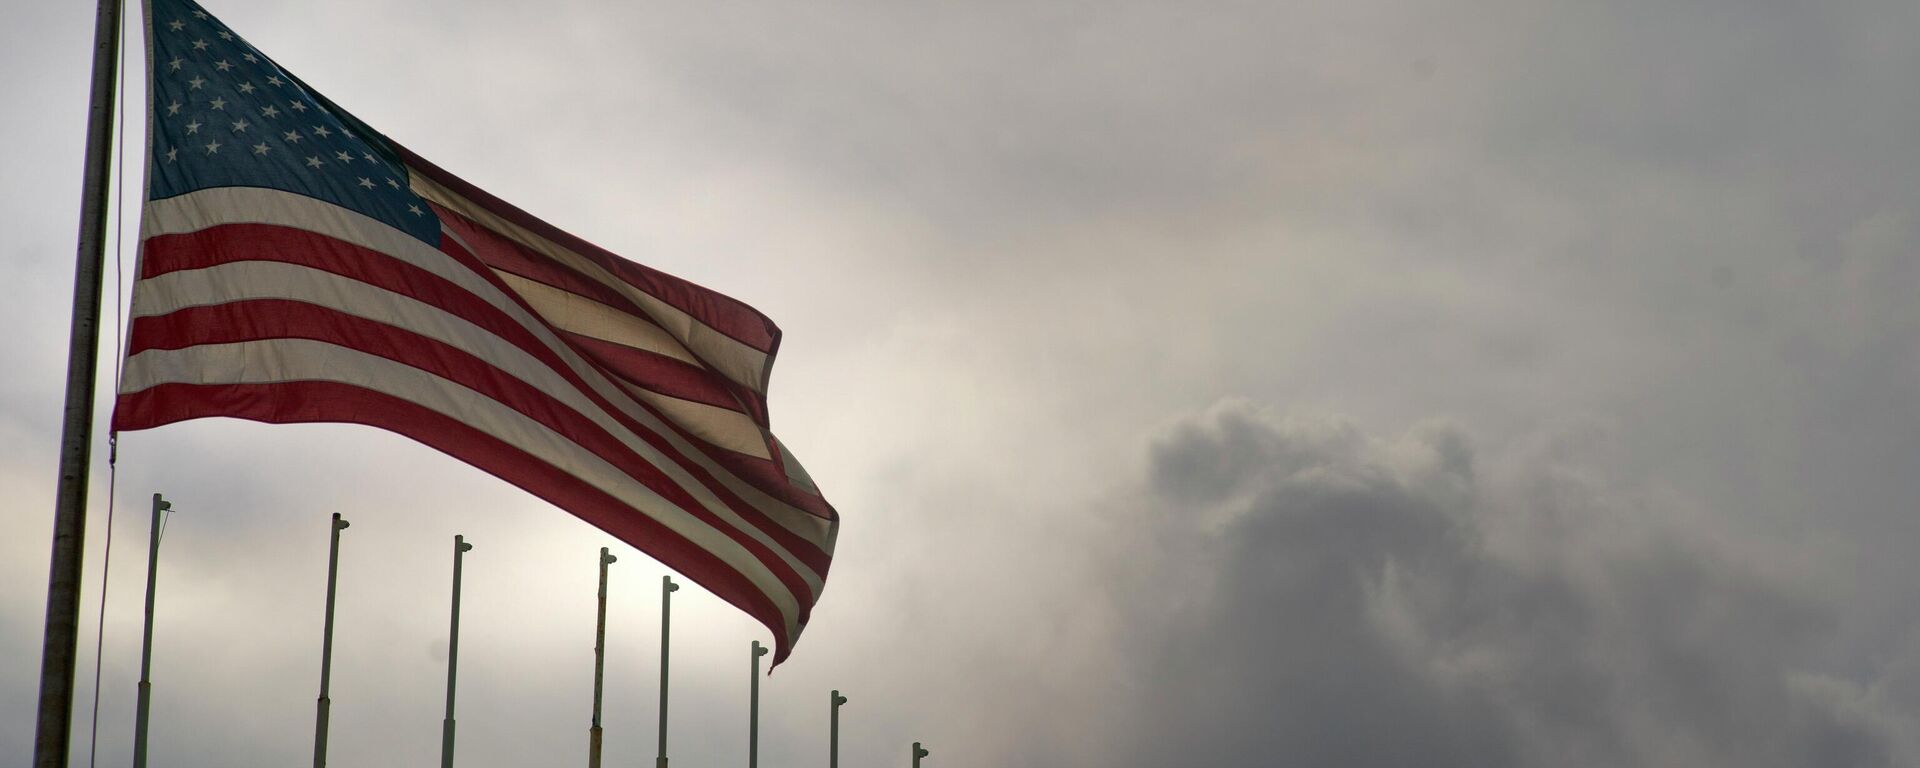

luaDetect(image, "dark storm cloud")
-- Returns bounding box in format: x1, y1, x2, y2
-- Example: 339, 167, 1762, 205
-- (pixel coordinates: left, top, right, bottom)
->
1105, 401, 1910, 767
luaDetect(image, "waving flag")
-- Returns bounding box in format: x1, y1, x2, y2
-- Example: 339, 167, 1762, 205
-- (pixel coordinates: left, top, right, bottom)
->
116, 0, 837, 661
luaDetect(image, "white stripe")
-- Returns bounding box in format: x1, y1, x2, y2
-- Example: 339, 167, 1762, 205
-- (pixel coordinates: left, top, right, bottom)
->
615, 380, 774, 460
408, 171, 773, 394
487, 271, 775, 462
122, 338, 806, 637
492, 270, 702, 366
129, 258, 821, 592
141, 188, 834, 560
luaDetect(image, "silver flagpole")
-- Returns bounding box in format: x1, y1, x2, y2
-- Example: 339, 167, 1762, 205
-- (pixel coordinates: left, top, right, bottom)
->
657, 575, 678, 768
440, 535, 473, 768
130, 494, 171, 768
748, 641, 767, 768
34, 0, 123, 762
912, 742, 929, 767
589, 548, 615, 768
312, 513, 349, 768
830, 690, 847, 768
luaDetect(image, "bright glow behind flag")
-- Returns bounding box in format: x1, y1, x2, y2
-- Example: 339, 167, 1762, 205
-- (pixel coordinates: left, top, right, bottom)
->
117, 0, 838, 662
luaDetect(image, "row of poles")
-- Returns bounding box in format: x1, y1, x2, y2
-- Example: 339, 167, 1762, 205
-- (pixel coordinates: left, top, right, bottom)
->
124, 494, 932, 767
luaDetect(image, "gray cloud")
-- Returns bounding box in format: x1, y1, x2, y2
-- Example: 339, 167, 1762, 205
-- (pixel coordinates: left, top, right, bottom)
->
1084, 401, 1914, 767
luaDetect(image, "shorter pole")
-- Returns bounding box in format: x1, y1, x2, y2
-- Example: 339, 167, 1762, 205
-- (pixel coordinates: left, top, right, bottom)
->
441, 535, 473, 768
313, 513, 349, 768
657, 575, 678, 768
589, 548, 615, 768
131, 493, 171, 768
830, 690, 848, 768
749, 641, 768, 768
912, 742, 930, 768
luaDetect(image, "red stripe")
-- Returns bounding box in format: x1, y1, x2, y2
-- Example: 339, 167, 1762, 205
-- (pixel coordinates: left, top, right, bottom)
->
397, 145, 781, 354
439, 200, 774, 422
427, 223, 840, 525
142, 226, 566, 371
125, 298, 833, 590
144, 225, 763, 424
431, 199, 776, 420
564, 332, 757, 415
437, 209, 650, 317
112, 380, 804, 663
142, 222, 835, 529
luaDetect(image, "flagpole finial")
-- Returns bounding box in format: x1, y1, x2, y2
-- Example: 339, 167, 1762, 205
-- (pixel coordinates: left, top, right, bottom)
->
600, 546, 616, 565
332, 512, 349, 531
664, 575, 679, 593
455, 535, 472, 553
753, 641, 768, 658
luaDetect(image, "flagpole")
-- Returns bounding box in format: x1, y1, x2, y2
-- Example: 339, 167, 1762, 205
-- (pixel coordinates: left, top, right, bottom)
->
657, 575, 678, 768
588, 548, 615, 768
313, 513, 349, 768
441, 535, 473, 768
830, 690, 847, 768
130, 494, 170, 768
748, 641, 767, 768
912, 742, 929, 767
34, 0, 124, 762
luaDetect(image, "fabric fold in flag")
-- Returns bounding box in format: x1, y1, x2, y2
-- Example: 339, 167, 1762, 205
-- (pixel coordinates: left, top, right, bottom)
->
117, 0, 839, 663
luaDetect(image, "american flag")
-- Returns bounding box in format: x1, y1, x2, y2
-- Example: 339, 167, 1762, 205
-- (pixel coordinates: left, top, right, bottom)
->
117, 0, 838, 662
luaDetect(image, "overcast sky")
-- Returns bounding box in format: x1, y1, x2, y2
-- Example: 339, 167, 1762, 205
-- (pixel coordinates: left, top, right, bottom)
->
6, 0, 1920, 765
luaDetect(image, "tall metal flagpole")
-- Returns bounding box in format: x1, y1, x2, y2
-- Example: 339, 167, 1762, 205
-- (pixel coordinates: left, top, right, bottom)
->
313, 513, 349, 768
441, 535, 473, 768
748, 641, 767, 768
34, 0, 124, 762
588, 548, 615, 768
830, 690, 847, 768
130, 494, 171, 768
657, 575, 678, 768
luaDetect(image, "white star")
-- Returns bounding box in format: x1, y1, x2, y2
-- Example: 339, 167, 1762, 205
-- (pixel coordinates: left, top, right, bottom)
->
167, 57, 183, 71
184, 119, 202, 135
335, 150, 353, 163
192, 9, 208, 19
283, 130, 302, 143
165, 100, 181, 116
209, 97, 227, 111
260, 105, 280, 119
312, 125, 333, 138
289, 100, 308, 112
168, 19, 184, 31
204, 139, 221, 154
237, 82, 255, 94
252, 142, 270, 155
305, 155, 324, 169
361, 151, 376, 162
187, 75, 206, 90
191, 39, 209, 51
408, 204, 424, 216
214, 59, 233, 72
218, 30, 234, 41
266, 75, 284, 87
164, 147, 178, 163
230, 119, 250, 133
357, 177, 375, 189
242, 52, 259, 63
386, 178, 400, 189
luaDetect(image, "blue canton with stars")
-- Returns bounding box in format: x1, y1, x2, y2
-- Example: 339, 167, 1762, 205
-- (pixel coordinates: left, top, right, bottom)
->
149, 0, 441, 245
